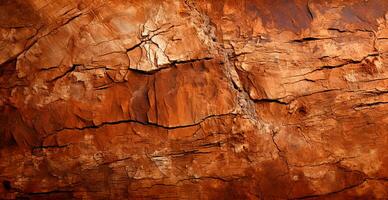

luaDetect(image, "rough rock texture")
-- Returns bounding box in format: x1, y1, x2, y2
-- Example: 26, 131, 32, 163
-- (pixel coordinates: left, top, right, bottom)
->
1, 0, 388, 199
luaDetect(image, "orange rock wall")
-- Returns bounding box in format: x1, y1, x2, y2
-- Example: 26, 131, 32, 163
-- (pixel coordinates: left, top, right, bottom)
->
1, 0, 388, 199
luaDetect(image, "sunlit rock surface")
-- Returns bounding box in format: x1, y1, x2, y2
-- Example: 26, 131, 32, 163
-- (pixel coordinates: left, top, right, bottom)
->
1, 0, 388, 199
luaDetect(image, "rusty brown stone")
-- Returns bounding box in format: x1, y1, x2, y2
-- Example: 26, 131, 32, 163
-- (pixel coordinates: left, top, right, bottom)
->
1, 0, 388, 199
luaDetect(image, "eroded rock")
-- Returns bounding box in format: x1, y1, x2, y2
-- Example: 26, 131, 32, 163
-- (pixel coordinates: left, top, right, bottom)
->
1, 0, 388, 199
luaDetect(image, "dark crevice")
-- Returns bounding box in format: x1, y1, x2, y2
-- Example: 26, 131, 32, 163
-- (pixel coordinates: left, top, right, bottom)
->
253, 98, 289, 105
283, 78, 318, 85
60, 12, 83, 28
126, 57, 213, 75
39, 65, 60, 71
148, 150, 211, 161
292, 178, 367, 199
127, 65, 172, 75
48, 64, 81, 82
172, 175, 248, 186
289, 37, 328, 43
300, 54, 379, 76
126, 41, 143, 52
198, 142, 223, 148
327, 27, 374, 33
271, 130, 290, 169
126, 24, 177, 53
353, 101, 388, 110
170, 57, 213, 65
53, 113, 237, 133
228, 52, 252, 59
94, 83, 115, 90
167, 150, 211, 157
327, 28, 349, 33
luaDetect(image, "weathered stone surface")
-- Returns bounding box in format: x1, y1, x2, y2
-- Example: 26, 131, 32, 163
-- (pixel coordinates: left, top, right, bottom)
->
1, 0, 388, 199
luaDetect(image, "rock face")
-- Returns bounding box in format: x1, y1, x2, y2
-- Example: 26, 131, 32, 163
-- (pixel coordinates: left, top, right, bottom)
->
1, 0, 388, 199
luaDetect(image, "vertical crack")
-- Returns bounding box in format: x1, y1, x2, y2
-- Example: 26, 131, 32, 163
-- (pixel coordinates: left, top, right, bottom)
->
183, 0, 260, 124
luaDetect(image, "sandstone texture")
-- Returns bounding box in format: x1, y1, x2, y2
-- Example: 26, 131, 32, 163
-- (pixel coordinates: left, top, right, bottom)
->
1, 0, 388, 199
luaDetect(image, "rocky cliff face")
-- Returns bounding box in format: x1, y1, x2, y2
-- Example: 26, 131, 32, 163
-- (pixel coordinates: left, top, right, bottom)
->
1, 0, 388, 199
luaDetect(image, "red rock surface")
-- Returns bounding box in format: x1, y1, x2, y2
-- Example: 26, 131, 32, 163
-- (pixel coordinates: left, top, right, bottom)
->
1, 0, 388, 199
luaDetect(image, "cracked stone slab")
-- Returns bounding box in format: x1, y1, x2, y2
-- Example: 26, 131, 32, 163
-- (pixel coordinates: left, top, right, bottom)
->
1, 0, 388, 199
